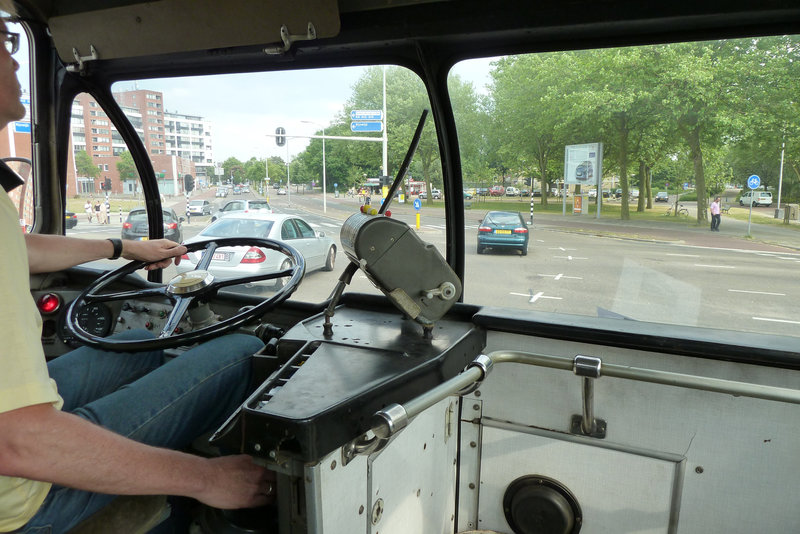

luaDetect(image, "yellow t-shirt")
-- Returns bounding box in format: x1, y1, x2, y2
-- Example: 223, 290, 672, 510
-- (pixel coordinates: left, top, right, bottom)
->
0, 188, 62, 531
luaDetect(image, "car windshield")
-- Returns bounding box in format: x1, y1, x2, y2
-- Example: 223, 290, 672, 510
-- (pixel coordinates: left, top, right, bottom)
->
199, 218, 274, 238
128, 210, 173, 223
248, 201, 270, 210
484, 212, 521, 225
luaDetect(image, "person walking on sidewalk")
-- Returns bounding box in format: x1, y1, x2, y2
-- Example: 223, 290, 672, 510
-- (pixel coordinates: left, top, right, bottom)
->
710, 196, 721, 231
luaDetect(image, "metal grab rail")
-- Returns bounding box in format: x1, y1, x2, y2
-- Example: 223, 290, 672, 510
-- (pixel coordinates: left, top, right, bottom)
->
367, 350, 800, 445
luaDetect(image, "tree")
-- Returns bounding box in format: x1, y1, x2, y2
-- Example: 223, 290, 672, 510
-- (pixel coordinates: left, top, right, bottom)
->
75, 150, 100, 179
116, 150, 138, 182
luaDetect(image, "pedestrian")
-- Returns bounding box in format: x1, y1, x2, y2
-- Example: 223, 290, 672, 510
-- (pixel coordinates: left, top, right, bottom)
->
94, 199, 101, 223
84, 199, 92, 223
100, 199, 108, 225
710, 196, 721, 231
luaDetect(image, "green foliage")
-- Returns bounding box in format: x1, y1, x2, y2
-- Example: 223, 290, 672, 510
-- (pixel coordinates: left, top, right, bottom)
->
116, 151, 138, 182
75, 150, 99, 179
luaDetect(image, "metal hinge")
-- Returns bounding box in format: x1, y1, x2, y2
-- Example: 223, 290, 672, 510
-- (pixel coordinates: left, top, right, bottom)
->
263, 22, 317, 55
66, 45, 99, 74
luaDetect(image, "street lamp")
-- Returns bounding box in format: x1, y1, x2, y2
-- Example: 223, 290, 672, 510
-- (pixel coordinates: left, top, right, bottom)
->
302, 120, 327, 213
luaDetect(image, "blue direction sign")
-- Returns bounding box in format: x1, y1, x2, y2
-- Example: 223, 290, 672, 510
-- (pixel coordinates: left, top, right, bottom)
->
413, 198, 422, 210
351, 110, 383, 121
351, 121, 384, 133
747, 174, 761, 189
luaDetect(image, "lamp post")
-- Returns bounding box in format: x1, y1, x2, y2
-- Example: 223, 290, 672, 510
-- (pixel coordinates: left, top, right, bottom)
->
302, 120, 327, 213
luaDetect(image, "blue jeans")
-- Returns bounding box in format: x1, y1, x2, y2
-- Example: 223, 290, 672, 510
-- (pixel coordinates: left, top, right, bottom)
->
18, 330, 264, 534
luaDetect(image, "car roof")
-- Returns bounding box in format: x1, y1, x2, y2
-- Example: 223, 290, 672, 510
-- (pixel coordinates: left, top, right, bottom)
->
215, 212, 296, 223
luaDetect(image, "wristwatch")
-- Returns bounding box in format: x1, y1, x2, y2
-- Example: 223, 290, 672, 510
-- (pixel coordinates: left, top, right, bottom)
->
107, 238, 123, 260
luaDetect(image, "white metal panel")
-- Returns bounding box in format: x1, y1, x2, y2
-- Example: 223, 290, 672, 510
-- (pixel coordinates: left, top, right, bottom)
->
470, 332, 800, 533
477, 425, 681, 533
368, 398, 459, 534
307, 448, 369, 534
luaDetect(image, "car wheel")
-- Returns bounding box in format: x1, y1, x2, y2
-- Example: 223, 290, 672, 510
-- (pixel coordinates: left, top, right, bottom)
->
477, 244, 485, 254
274, 259, 293, 289
324, 246, 336, 271
520, 247, 528, 256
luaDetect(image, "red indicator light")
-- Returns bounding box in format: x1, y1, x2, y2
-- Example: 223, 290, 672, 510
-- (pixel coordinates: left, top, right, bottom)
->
36, 293, 61, 314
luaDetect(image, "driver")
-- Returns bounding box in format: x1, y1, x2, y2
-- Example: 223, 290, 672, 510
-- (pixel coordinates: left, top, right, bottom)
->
0, 6, 275, 533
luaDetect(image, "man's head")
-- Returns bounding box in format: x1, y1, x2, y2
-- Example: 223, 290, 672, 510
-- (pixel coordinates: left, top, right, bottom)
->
715, 197, 721, 202
0, 1, 25, 130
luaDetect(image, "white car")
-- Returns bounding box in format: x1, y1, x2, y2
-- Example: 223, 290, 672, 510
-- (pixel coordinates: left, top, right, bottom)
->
187, 199, 212, 216
176, 212, 336, 292
210, 199, 272, 222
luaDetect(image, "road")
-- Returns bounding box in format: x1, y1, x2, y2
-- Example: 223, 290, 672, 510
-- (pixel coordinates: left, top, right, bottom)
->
66, 189, 800, 339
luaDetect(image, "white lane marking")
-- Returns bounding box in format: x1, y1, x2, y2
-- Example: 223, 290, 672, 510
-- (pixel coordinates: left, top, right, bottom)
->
554, 255, 587, 260
694, 264, 735, 269
753, 316, 800, 325
549, 246, 576, 251
539, 273, 583, 280
666, 253, 700, 258
509, 291, 563, 303
729, 289, 786, 296
321, 222, 339, 228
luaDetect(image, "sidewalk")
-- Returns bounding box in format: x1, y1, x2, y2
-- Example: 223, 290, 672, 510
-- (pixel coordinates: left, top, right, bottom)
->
279, 192, 800, 253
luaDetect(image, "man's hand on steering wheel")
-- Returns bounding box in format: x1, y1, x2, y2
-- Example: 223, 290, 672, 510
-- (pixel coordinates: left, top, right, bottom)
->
120, 238, 188, 270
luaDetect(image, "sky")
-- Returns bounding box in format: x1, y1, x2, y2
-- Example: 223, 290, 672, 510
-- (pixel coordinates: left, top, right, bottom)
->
11, 16, 497, 165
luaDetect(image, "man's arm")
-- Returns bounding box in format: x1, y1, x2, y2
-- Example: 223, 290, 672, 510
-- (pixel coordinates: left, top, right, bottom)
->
0, 403, 273, 509
25, 235, 187, 274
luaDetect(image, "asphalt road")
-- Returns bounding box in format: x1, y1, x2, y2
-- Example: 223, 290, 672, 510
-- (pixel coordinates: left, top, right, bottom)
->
66, 190, 800, 339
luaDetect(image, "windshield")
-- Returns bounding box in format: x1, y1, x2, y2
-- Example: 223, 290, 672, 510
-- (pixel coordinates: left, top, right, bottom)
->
451, 36, 800, 339
200, 218, 274, 238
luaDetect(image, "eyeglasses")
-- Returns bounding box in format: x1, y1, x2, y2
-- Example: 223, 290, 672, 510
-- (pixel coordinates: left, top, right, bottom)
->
0, 30, 19, 55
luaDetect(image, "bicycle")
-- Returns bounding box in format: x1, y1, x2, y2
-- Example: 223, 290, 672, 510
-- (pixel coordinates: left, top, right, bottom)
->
664, 204, 689, 216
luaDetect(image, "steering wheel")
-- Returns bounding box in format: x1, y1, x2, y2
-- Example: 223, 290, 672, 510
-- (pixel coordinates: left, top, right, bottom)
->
66, 238, 305, 351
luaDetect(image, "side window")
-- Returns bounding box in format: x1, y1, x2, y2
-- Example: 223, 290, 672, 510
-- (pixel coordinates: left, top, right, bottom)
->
295, 218, 316, 238
1, 21, 32, 231
281, 220, 299, 240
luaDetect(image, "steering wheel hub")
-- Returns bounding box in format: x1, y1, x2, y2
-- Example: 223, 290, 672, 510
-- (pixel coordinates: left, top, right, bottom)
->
168, 270, 214, 295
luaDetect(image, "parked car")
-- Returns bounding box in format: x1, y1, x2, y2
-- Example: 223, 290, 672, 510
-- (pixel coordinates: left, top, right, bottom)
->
489, 185, 505, 196
64, 210, 78, 229
588, 189, 598, 199
630, 189, 639, 199
655, 191, 669, 202
187, 199, 212, 216
739, 190, 773, 207
505, 186, 519, 197
121, 207, 183, 242
431, 188, 442, 199
277, 188, 287, 195
477, 187, 489, 196
477, 210, 530, 256
518, 188, 530, 197
211, 199, 273, 222
615, 188, 623, 199
418, 190, 427, 199
176, 212, 336, 291
463, 190, 473, 200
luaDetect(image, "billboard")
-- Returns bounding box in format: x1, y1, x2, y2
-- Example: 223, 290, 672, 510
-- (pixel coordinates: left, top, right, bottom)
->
564, 143, 603, 185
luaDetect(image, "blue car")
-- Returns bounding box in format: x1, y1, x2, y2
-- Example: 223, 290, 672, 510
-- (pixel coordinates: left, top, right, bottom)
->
477, 211, 529, 255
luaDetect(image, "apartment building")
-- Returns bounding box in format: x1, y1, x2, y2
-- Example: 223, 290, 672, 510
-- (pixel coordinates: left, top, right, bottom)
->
69, 90, 214, 197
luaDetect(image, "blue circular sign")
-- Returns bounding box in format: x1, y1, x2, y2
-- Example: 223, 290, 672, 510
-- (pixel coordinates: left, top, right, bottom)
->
413, 198, 422, 210
747, 175, 761, 190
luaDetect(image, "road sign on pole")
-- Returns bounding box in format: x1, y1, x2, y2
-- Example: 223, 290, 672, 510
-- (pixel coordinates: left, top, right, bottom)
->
747, 174, 761, 189
351, 121, 384, 133
351, 110, 383, 121
746, 175, 760, 237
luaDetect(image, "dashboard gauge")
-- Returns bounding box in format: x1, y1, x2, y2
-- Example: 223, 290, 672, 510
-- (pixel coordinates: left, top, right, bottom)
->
59, 301, 114, 346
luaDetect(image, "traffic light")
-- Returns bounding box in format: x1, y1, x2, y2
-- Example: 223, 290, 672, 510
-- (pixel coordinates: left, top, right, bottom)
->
183, 174, 194, 192
105, 177, 111, 191
275, 127, 286, 147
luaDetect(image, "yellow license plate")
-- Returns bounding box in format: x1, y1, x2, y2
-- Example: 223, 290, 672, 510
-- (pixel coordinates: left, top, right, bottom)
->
138, 237, 149, 241
495, 229, 511, 234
